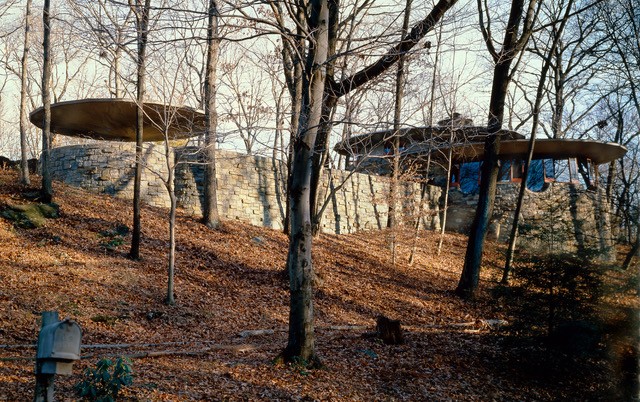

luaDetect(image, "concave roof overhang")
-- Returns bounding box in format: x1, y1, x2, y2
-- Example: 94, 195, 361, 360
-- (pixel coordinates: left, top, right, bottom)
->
335, 126, 627, 165
438, 138, 627, 165
29, 98, 206, 142
334, 126, 526, 155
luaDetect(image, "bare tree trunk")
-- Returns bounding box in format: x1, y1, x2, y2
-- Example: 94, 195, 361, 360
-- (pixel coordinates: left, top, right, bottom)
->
606, 160, 616, 208
622, 209, 639, 270
282, 0, 329, 366
277, 0, 457, 362
273, 90, 287, 228
308, 0, 458, 234
409, 24, 443, 265
272, 1, 305, 236
437, 145, 453, 255
387, 0, 412, 265
456, 0, 538, 298
283, 60, 302, 236
166, 169, 176, 305
408, 183, 427, 265
607, 110, 625, 211
503, 1, 573, 284
40, 0, 52, 203
19, 0, 32, 186
456, 71, 508, 298
550, 46, 565, 139
203, 0, 221, 229
308, 0, 339, 236
282, 45, 304, 235
129, 0, 151, 260
113, 45, 122, 98
388, 0, 412, 265
388, 132, 401, 265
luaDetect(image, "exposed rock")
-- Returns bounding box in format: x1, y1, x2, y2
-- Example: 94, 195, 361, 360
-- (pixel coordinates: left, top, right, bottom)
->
1, 203, 59, 228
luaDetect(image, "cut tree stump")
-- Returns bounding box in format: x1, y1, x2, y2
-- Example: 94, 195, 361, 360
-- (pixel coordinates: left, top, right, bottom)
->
376, 315, 404, 345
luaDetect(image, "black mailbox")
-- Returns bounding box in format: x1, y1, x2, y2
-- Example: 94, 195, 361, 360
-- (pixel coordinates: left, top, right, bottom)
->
36, 318, 82, 375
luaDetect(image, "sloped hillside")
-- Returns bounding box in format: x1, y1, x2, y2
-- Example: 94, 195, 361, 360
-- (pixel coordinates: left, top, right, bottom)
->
0, 170, 637, 401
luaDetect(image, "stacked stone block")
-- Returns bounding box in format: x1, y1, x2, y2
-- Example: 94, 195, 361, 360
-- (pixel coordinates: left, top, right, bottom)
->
49, 143, 169, 208
49, 144, 441, 235
445, 182, 616, 259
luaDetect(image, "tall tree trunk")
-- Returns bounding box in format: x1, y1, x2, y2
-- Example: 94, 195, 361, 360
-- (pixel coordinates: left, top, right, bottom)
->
203, 0, 221, 229
19, 0, 32, 186
408, 182, 427, 265
282, 0, 329, 366
129, 0, 151, 260
551, 45, 565, 139
456, 0, 538, 298
278, 0, 457, 363
166, 189, 177, 303
309, 0, 339, 235
456, 66, 509, 298
285, 47, 303, 236
409, 24, 443, 265
166, 157, 176, 305
273, 1, 305, 236
309, 0, 459, 234
502, 1, 573, 283
437, 145, 453, 255
273, 89, 288, 229
607, 110, 625, 213
309, 96, 337, 235
283, 61, 302, 236
388, 0, 413, 265
114, 45, 122, 97
606, 160, 616, 208
40, 0, 52, 203
622, 211, 639, 270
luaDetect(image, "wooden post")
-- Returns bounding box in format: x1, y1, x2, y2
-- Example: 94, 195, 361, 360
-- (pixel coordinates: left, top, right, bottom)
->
34, 311, 57, 402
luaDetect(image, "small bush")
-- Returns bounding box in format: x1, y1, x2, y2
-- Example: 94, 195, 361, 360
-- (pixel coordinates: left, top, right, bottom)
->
90, 315, 119, 325
75, 357, 133, 401
98, 224, 129, 251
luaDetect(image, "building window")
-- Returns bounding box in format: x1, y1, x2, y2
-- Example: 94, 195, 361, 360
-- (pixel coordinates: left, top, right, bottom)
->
499, 160, 512, 182
459, 161, 481, 194
553, 158, 579, 184
543, 159, 555, 182
511, 160, 524, 182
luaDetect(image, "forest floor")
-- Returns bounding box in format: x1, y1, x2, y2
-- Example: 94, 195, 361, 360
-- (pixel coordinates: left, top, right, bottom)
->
0, 169, 638, 401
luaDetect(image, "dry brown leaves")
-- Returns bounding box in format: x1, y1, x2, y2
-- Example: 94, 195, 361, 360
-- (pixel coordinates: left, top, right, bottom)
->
0, 169, 637, 401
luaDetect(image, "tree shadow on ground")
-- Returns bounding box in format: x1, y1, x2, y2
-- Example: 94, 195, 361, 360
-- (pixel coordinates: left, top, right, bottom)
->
487, 249, 639, 401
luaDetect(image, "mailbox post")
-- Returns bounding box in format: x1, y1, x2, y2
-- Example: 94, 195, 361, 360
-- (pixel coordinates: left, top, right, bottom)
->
34, 311, 82, 402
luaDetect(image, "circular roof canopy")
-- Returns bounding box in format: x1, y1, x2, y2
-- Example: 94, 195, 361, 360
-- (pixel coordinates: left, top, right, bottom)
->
29, 98, 206, 142
335, 126, 526, 155
437, 139, 627, 165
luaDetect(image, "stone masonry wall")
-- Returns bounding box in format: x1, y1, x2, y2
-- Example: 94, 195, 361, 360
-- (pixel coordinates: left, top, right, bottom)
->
445, 183, 616, 260
174, 147, 441, 234
49, 143, 169, 208
49, 144, 441, 235
48, 142, 614, 257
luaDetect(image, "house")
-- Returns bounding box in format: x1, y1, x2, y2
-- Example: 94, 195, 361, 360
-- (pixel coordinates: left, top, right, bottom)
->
334, 117, 627, 259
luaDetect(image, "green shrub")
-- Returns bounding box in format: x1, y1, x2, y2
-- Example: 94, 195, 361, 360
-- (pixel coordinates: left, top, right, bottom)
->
98, 225, 129, 251
75, 357, 133, 401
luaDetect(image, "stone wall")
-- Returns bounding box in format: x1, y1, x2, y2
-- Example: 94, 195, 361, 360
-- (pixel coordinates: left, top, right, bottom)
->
445, 183, 616, 260
49, 143, 441, 235
49, 143, 169, 208
174, 148, 289, 230
48, 143, 615, 257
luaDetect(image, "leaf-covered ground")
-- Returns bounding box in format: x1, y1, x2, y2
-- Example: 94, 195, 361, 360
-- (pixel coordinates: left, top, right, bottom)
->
0, 170, 638, 401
